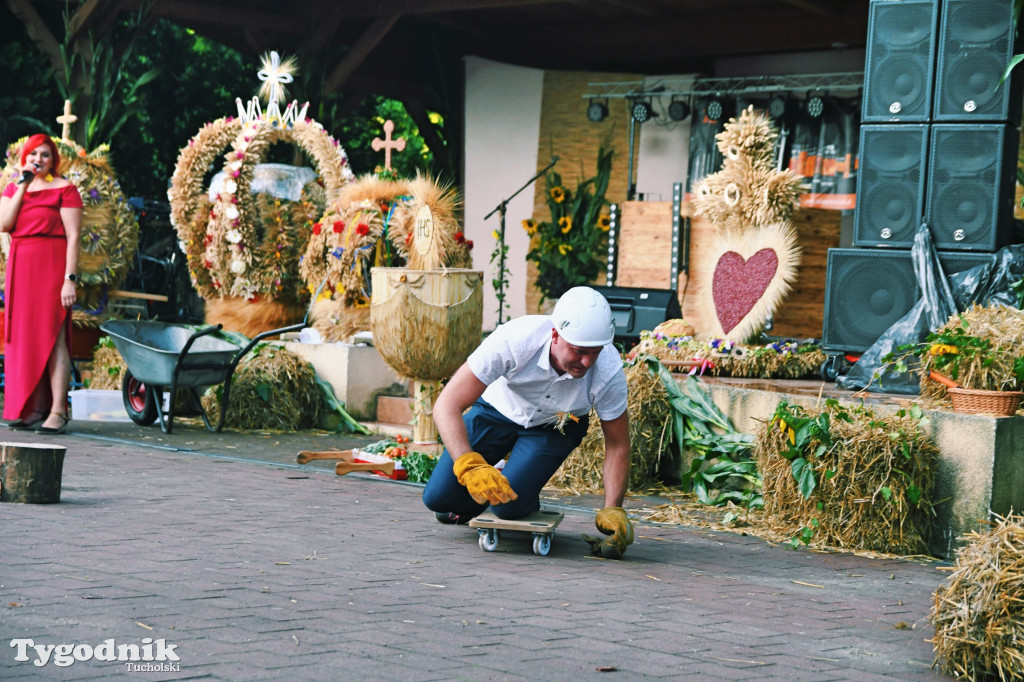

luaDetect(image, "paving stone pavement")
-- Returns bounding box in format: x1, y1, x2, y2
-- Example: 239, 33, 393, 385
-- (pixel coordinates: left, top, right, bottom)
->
0, 422, 954, 681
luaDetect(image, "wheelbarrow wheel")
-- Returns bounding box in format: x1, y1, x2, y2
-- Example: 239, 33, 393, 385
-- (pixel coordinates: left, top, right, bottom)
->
122, 370, 158, 426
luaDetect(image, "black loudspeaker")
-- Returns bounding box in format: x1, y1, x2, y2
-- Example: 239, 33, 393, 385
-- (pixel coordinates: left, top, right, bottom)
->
853, 124, 929, 248
591, 286, 682, 341
933, 0, 1023, 123
926, 123, 1020, 251
822, 248, 995, 352
862, 0, 939, 122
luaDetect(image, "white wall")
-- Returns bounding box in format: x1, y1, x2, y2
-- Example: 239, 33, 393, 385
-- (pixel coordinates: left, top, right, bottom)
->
463, 56, 544, 331
635, 75, 696, 203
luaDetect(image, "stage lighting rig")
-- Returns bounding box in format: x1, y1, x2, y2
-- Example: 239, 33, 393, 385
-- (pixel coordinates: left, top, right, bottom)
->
587, 99, 609, 122
704, 98, 724, 121
806, 92, 826, 118
667, 98, 691, 121
631, 100, 655, 123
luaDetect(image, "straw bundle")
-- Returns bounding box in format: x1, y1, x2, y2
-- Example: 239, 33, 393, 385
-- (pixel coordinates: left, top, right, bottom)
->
635, 330, 825, 380
754, 402, 937, 554
931, 513, 1024, 681
920, 304, 1024, 406
369, 268, 483, 380
547, 361, 671, 494
200, 345, 321, 430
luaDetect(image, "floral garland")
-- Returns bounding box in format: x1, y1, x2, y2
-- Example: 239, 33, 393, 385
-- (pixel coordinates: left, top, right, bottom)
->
1, 137, 140, 325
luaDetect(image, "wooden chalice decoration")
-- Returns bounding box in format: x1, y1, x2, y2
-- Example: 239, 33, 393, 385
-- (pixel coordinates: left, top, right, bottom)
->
370, 205, 483, 450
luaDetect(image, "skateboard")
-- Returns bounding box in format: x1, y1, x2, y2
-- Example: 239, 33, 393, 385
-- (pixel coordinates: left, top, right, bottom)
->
468, 508, 564, 556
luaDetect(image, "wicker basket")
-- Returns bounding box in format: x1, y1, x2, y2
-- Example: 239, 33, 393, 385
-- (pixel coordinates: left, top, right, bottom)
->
947, 387, 1023, 416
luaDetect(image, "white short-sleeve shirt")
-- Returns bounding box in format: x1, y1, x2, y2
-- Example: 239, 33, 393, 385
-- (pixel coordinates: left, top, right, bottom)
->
467, 315, 628, 429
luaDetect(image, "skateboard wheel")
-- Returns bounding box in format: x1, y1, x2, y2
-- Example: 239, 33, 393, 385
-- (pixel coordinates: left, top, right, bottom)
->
532, 533, 551, 556
479, 528, 499, 552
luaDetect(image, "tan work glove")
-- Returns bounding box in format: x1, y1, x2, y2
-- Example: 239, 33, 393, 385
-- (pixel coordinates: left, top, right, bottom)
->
453, 452, 517, 506
582, 507, 634, 559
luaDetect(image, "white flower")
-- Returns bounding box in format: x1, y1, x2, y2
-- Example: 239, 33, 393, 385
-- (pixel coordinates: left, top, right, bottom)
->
224, 180, 237, 194
359, 198, 375, 209
226, 229, 242, 244
226, 205, 240, 220
230, 259, 246, 274
228, 160, 242, 171
178, 240, 187, 254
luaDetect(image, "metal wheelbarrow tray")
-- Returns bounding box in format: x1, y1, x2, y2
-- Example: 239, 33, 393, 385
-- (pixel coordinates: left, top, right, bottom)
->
100, 319, 305, 434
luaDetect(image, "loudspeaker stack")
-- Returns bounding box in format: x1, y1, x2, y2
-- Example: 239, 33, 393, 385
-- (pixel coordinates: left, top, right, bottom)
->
823, 0, 1022, 354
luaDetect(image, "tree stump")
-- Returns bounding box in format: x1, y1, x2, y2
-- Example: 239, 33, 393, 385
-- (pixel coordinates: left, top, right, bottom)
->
0, 443, 66, 503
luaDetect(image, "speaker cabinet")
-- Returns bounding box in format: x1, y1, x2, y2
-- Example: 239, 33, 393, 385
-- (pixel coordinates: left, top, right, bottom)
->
590, 285, 682, 342
862, 0, 939, 122
822, 248, 994, 352
853, 125, 929, 248
926, 124, 1020, 251
933, 0, 1023, 123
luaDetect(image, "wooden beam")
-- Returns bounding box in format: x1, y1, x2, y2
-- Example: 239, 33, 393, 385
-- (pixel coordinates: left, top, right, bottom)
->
6, 0, 66, 82
474, 2, 869, 68
324, 14, 400, 93
327, 0, 557, 17
66, 0, 113, 44
146, 0, 306, 34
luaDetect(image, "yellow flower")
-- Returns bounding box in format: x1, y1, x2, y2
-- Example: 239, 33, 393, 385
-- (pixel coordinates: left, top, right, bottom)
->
492, 229, 500, 240
557, 243, 573, 255
559, 216, 572, 233
929, 343, 959, 356
597, 215, 611, 231
522, 219, 537, 235
550, 186, 566, 203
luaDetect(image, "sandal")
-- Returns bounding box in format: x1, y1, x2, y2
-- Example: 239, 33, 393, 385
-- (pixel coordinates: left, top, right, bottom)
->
35, 412, 69, 435
8, 412, 45, 431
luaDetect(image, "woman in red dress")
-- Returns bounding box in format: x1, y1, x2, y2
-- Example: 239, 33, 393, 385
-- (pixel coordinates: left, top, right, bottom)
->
0, 134, 82, 434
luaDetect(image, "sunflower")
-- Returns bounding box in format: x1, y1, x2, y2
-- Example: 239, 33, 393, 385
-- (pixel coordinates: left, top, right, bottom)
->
557, 243, 573, 255
929, 344, 959, 356
550, 186, 566, 203
597, 215, 611, 231
558, 216, 572, 233
522, 218, 537, 235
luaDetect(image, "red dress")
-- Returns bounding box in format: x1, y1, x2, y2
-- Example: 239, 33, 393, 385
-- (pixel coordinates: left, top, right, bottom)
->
2, 183, 82, 421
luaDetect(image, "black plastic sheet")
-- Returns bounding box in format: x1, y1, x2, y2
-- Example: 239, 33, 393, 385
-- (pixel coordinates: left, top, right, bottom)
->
837, 238, 1024, 394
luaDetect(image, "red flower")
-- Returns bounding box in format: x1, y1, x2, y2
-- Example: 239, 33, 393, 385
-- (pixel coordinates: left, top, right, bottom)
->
405, 233, 413, 245
312, 222, 322, 235
356, 223, 370, 236
380, 204, 389, 213
333, 221, 345, 233
454, 231, 465, 244
466, 240, 474, 250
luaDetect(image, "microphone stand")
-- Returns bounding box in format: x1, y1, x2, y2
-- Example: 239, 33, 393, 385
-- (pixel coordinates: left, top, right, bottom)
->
484, 156, 559, 325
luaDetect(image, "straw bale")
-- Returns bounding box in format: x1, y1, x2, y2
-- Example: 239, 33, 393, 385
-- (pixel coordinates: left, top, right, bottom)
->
931, 513, 1024, 681
547, 361, 671, 494
754, 402, 937, 554
200, 345, 320, 431
919, 304, 1024, 407
89, 345, 127, 391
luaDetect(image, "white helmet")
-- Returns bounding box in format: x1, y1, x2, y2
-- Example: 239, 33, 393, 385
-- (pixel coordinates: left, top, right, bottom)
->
551, 286, 615, 347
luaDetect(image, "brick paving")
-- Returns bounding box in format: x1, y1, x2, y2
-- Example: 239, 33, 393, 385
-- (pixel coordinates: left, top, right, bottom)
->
0, 421, 953, 680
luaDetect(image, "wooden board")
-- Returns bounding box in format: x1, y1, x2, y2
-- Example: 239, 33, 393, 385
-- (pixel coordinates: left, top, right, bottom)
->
468, 508, 563, 532
615, 200, 841, 340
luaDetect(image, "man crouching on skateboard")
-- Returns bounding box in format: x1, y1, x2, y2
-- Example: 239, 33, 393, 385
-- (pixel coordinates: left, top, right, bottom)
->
422, 286, 634, 559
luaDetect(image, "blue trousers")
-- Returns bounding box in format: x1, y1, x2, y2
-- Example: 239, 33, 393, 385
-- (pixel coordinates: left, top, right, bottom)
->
422, 399, 590, 520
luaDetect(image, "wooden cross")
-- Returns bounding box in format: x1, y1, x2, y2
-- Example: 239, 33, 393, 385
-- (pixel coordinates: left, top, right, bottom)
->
56, 100, 77, 142
371, 120, 406, 171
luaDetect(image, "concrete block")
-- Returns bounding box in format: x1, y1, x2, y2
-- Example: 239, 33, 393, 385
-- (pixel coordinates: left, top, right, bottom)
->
277, 341, 408, 421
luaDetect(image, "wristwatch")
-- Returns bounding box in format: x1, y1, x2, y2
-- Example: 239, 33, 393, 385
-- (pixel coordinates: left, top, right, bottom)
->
66, 273, 77, 283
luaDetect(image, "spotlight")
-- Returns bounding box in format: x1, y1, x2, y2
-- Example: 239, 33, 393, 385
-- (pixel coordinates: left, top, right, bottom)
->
768, 95, 787, 119
806, 93, 826, 118
631, 100, 655, 123
704, 98, 724, 121
667, 98, 691, 121
587, 99, 608, 123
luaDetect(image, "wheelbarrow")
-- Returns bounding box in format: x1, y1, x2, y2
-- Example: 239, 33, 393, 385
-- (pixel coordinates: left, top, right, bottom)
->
99, 319, 306, 434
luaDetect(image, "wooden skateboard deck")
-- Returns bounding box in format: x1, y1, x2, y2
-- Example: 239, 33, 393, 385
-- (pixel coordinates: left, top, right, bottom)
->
468, 509, 564, 555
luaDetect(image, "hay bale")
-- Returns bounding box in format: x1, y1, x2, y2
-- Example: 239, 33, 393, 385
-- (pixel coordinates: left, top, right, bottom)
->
931, 513, 1024, 681
89, 345, 127, 390
754, 401, 937, 554
201, 345, 321, 431
548, 361, 671, 494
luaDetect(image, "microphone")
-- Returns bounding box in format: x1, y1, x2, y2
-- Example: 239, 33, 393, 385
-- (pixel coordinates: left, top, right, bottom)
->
17, 170, 33, 185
